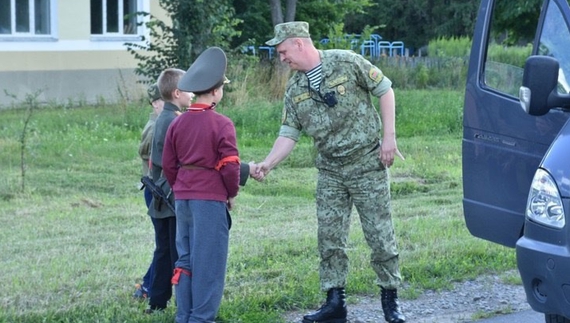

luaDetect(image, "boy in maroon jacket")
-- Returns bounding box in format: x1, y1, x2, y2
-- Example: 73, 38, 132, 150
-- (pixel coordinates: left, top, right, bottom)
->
162, 47, 239, 323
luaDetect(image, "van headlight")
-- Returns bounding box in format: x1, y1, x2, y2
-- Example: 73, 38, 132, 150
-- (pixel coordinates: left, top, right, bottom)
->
526, 169, 565, 229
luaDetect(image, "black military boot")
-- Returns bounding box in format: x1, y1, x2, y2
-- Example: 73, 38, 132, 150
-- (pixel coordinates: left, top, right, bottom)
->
381, 288, 406, 323
302, 288, 348, 323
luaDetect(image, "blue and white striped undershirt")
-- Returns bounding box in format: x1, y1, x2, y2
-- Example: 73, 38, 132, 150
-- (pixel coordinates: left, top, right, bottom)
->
305, 63, 323, 91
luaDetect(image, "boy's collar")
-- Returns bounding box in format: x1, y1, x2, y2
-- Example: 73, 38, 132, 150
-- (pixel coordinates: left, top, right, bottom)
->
163, 101, 181, 112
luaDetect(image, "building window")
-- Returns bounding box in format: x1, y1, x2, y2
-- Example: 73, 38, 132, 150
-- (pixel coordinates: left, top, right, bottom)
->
91, 0, 140, 36
0, 0, 51, 35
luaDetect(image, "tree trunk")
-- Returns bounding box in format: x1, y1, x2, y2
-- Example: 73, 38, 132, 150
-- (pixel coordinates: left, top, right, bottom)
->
269, 0, 284, 26
427, 0, 435, 32
285, 0, 296, 22
267, 0, 296, 80
269, 0, 297, 25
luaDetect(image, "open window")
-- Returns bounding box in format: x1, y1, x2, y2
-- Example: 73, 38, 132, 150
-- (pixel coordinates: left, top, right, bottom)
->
536, 0, 570, 94
483, 0, 570, 96
482, 1, 538, 97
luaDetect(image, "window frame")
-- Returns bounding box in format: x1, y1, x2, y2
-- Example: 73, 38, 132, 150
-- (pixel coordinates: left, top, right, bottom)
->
90, 0, 144, 42
0, 0, 58, 41
481, 0, 536, 98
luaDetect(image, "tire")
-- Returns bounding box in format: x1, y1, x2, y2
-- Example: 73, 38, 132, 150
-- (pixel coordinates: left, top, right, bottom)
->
546, 313, 570, 323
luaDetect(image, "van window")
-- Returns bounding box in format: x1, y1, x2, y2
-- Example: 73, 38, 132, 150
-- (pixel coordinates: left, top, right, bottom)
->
482, 0, 539, 96
538, 1, 570, 94
484, 0, 570, 96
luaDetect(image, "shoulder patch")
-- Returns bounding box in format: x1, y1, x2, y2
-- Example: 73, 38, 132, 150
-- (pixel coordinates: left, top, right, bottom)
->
369, 67, 384, 83
293, 92, 311, 103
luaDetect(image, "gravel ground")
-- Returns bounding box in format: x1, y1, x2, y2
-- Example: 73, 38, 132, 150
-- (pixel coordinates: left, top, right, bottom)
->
284, 273, 532, 323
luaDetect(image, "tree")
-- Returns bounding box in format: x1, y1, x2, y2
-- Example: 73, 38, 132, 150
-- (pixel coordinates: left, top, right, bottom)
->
232, 0, 273, 47
296, 0, 373, 41
233, 0, 372, 52
268, 0, 297, 26
125, 0, 241, 83
428, 0, 478, 39
345, 0, 478, 53
128, 0, 542, 73
492, 0, 542, 45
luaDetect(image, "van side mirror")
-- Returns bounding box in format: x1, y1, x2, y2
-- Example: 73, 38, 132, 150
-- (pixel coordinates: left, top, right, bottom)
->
519, 56, 570, 116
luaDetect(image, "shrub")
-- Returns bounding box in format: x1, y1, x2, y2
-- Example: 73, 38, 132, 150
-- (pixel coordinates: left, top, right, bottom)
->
429, 36, 472, 58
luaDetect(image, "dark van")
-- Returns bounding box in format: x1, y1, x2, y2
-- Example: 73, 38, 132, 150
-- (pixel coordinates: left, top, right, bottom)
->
463, 0, 570, 322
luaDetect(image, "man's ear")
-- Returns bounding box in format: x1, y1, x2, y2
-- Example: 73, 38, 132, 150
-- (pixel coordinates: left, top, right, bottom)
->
295, 38, 305, 51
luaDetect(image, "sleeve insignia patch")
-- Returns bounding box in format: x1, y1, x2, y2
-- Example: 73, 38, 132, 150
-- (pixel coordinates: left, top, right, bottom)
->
369, 67, 384, 83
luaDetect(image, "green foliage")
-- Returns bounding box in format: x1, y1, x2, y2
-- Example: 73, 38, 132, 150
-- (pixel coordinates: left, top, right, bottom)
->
125, 0, 241, 83
295, 0, 374, 39
224, 55, 291, 102
483, 42, 533, 97
394, 89, 464, 137
429, 36, 472, 58
315, 22, 357, 50
493, 0, 542, 45
427, 0, 478, 39
415, 64, 429, 89
487, 42, 533, 68
230, 0, 374, 49
2, 90, 43, 194
482, 42, 532, 97
232, 0, 273, 47
127, 0, 544, 62
316, 23, 380, 51
344, 0, 478, 50
375, 56, 468, 90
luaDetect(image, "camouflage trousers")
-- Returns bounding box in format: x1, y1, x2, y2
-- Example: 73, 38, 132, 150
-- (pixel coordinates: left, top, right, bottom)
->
316, 150, 402, 291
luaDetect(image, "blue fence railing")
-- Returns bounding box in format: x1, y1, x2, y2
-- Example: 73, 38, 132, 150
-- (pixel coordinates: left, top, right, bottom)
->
243, 34, 406, 60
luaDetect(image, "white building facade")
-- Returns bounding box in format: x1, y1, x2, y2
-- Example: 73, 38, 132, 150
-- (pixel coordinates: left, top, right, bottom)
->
0, 0, 165, 107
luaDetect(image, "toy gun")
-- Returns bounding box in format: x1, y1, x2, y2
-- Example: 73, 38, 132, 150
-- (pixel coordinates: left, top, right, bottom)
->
140, 176, 175, 213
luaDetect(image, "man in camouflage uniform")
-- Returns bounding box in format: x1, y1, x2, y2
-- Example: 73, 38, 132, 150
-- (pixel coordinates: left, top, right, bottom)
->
256, 21, 406, 323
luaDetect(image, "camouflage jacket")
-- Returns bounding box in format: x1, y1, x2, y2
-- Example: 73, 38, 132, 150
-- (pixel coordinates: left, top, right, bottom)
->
279, 49, 392, 167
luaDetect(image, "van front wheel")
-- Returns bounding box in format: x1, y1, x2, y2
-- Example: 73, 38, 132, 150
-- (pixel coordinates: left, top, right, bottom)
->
546, 314, 570, 323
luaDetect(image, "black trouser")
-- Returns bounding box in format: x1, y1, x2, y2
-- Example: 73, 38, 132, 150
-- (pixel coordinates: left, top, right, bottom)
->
149, 216, 178, 309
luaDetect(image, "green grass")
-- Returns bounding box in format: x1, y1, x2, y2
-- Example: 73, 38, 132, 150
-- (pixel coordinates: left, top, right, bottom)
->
0, 89, 516, 323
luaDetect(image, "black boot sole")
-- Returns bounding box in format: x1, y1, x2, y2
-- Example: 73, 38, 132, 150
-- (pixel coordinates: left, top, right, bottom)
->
302, 319, 347, 323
